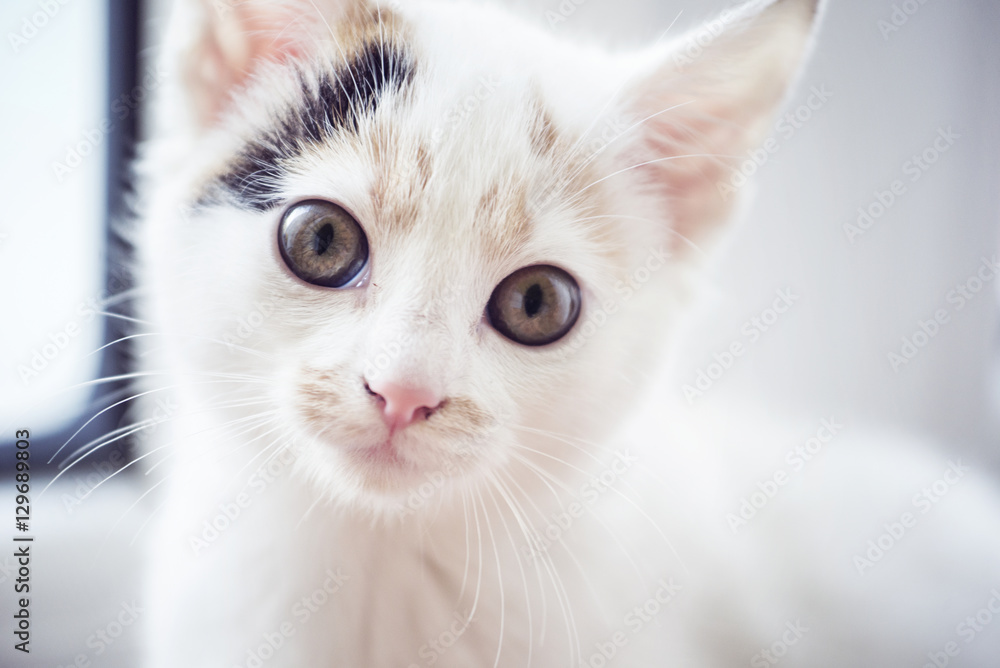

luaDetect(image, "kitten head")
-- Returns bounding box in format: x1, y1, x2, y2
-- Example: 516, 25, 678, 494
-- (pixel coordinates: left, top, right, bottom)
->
138, 0, 820, 514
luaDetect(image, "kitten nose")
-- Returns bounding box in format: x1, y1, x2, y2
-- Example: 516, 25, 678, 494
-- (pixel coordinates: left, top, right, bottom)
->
365, 378, 444, 432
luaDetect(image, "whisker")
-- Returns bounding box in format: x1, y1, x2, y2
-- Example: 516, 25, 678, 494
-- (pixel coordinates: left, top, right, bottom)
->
496, 468, 551, 643
484, 475, 534, 667
497, 461, 580, 662
86, 331, 276, 361
47, 378, 270, 465
473, 486, 506, 668
93, 474, 170, 563
575, 152, 737, 196
467, 484, 486, 634
458, 488, 473, 603
512, 444, 691, 582
540, 10, 685, 196
128, 496, 170, 548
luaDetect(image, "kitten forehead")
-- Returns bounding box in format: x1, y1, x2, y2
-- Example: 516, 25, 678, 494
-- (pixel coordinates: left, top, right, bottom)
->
195, 7, 573, 211
182, 0, 639, 314
199, 7, 414, 211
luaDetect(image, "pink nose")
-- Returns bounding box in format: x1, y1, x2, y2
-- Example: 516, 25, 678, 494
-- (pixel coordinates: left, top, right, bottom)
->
365, 378, 444, 432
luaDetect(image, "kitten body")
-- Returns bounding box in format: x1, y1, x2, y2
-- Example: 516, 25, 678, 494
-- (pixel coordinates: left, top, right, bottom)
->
134, 0, 1000, 665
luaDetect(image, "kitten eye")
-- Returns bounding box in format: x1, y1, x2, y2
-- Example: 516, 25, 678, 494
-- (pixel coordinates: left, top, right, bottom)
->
277, 200, 369, 287
487, 265, 581, 346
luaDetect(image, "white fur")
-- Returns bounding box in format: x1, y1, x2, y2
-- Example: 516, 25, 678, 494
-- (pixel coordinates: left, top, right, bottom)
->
132, 0, 1000, 665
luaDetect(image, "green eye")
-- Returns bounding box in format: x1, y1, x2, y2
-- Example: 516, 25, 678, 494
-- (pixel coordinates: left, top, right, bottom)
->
278, 200, 368, 287
487, 265, 581, 346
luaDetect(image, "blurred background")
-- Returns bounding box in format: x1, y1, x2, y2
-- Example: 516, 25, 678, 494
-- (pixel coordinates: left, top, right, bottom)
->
1, 0, 998, 665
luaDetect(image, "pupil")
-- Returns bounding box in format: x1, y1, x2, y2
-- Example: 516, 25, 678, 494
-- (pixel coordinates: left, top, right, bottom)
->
313, 223, 335, 256
523, 283, 544, 318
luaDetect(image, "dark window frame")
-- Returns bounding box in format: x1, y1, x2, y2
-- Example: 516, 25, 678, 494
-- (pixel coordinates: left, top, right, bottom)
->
1, 0, 141, 475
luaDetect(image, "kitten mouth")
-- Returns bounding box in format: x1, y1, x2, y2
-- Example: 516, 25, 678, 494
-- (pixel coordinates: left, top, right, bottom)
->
360, 439, 409, 467
341, 436, 454, 498
344, 435, 427, 479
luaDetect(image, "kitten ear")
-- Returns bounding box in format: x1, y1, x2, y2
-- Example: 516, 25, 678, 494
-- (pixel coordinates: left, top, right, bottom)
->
620, 0, 822, 252
174, 0, 359, 127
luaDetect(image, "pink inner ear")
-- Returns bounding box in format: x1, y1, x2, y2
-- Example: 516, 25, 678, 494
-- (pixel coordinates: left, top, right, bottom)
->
628, 102, 746, 253
193, 3, 309, 125
613, 1, 817, 254
238, 8, 306, 66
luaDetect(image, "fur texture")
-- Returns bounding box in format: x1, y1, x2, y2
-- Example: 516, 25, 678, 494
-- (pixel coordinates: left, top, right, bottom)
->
133, 0, 1000, 665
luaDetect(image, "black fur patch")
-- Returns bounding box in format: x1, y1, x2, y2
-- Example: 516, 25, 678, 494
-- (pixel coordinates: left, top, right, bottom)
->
201, 40, 414, 212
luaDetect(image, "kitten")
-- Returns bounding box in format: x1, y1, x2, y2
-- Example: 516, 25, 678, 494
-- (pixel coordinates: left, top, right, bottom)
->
132, 0, 1000, 665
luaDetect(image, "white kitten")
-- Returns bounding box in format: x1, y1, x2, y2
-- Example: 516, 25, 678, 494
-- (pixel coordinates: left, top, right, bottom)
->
132, 0, 1000, 665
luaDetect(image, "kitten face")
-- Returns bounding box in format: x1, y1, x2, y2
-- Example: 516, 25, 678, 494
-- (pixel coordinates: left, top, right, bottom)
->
139, 0, 818, 513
